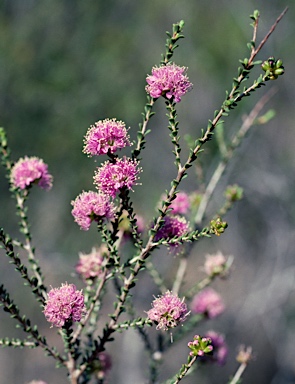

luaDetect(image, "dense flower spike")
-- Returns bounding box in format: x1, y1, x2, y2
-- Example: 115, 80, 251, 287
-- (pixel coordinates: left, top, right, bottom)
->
188, 335, 213, 357
203, 251, 227, 277
10, 156, 53, 190
76, 247, 106, 281
146, 291, 190, 330
191, 288, 225, 319
204, 330, 228, 365
43, 283, 85, 327
94, 157, 141, 198
145, 63, 192, 103
154, 215, 189, 242
71, 191, 115, 231
83, 118, 131, 156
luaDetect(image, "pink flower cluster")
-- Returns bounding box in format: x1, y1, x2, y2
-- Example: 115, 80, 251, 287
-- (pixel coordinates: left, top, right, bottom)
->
10, 156, 53, 190
94, 157, 141, 198
83, 118, 130, 156
43, 283, 85, 327
76, 247, 106, 281
203, 251, 227, 276
146, 291, 190, 331
191, 288, 225, 319
71, 191, 115, 231
154, 215, 189, 242
146, 63, 192, 103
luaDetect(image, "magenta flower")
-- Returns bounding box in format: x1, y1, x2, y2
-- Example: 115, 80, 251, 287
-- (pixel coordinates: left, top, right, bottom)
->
191, 288, 225, 319
10, 156, 53, 190
43, 283, 85, 327
146, 291, 190, 330
146, 63, 192, 103
71, 191, 115, 231
154, 215, 189, 242
76, 247, 106, 281
94, 157, 141, 198
204, 330, 228, 365
203, 251, 227, 277
83, 118, 131, 156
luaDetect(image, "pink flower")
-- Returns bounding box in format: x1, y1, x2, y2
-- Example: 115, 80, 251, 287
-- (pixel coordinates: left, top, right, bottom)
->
191, 288, 225, 319
43, 283, 85, 327
146, 291, 190, 330
76, 247, 106, 281
203, 251, 227, 276
162, 191, 190, 215
83, 118, 130, 156
94, 157, 141, 198
10, 156, 53, 190
154, 215, 189, 242
71, 191, 115, 231
146, 63, 192, 103
204, 330, 228, 365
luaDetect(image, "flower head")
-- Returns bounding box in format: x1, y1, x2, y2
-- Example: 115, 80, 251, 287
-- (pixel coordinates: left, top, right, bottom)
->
76, 247, 106, 281
146, 291, 190, 331
83, 118, 130, 156
94, 157, 141, 198
203, 251, 227, 277
204, 330, 228, 365
154, 215, 189, 242
146, 63, 192, 103
71, 191, 115, 231
10, 156, 53, 190
43, 283, 85, 327
191, 288, 225, 319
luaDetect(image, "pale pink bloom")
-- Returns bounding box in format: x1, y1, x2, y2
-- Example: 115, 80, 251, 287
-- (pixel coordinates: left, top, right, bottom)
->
71, 191, 115, 230
204, 251, 227, 276
146, 63, 192, 103
191, 288, 225, 319
205, 330, 228, 365
154, 215, 189, 242
146, 291, 190, 330
43, 283, 85, 327
83, 118, 130, 156
94, 157, 141, 198
10, 156, 53, 190
161, 191, 190, 215
76, 247, 106, 281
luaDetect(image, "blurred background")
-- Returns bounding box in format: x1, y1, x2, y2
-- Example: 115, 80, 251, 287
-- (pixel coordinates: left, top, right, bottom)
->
0, 0, 294, 383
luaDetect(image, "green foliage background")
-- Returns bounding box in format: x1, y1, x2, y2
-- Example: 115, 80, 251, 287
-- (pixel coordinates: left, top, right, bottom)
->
0, 1, 294, 383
